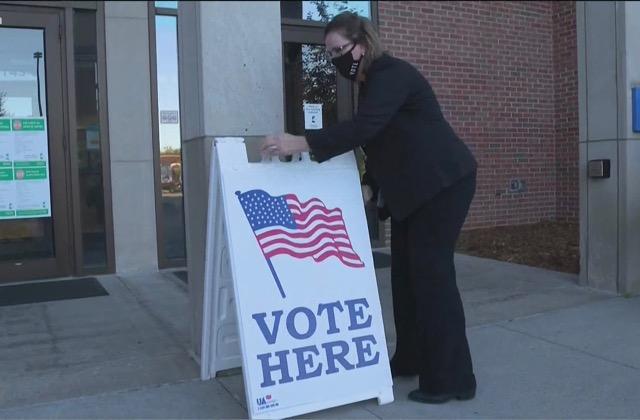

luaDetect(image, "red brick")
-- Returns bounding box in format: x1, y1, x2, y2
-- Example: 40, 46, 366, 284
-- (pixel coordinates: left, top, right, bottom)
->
377, 0, 578, 230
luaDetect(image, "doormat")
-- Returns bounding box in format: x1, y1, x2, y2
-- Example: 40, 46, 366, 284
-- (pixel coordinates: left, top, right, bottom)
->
0, 278, 108, 307
173, 270, 188, 284
373, 251, 392, 269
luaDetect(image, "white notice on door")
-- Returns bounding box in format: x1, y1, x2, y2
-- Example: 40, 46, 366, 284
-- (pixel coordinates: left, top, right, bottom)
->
11, 118, 52, 218
303, 103, 323, 130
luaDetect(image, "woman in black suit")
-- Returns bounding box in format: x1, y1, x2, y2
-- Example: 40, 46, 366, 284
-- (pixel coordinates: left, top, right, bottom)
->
262, 11, 477, 404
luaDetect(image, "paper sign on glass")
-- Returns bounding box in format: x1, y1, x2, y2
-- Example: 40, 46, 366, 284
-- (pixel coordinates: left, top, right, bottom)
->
0, 118, 51, 219
303, 103, 323, 130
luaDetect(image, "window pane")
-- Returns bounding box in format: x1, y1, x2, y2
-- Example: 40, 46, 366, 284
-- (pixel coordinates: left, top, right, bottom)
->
74, 10, 107, 269
281, 1, 371, 22
282, 42, 378, 240
155, 15, 185, 261
0, 27, 55, 261
155, 1, 178, 9
283, 42, 338, 135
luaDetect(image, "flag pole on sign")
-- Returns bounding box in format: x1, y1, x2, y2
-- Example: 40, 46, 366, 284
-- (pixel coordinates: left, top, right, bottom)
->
251, 232, 286, 298
264, 258, 286, 299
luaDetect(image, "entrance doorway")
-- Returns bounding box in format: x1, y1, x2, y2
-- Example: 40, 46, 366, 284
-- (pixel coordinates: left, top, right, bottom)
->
281, 2, 384, 246
0, 8, 72, 282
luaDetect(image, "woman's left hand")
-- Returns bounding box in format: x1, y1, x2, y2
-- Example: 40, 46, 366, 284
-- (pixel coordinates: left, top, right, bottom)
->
261, 133, 310, 157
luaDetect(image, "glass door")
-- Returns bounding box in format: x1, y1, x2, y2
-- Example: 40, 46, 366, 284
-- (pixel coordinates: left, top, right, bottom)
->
0, 8, 72, 282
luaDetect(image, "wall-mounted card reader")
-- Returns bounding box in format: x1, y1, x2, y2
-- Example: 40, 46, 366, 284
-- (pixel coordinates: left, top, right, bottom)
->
633, 87, 640, 133
588, 159, 611, 179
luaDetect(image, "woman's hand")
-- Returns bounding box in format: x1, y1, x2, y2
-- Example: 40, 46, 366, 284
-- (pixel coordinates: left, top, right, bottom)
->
361, 185, 374, 203
261, 133, 310, 157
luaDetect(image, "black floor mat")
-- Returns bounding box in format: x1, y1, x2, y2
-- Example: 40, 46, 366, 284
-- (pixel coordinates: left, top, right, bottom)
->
0, 278, 108, 307
373, 251, 392, 269
174, 270, 188, 284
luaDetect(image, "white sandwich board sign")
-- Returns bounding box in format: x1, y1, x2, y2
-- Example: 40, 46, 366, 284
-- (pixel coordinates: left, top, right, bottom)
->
202, 138, 393, 419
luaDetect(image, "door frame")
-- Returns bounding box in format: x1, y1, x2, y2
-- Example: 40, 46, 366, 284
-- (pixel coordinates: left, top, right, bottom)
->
0, 7, 72, 281
64, 3, 115, 276
0, 2, 115, 282
148, 2, 187, 269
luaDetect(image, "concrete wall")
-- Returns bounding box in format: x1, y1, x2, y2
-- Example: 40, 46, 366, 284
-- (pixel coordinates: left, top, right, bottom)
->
178, 1, 284, 361
105, 1, 158, 273
618, 0, 640, 295
578, 0, 640, 294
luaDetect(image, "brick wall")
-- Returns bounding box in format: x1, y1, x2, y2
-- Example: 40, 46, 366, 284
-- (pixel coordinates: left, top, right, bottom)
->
553, 1, 578, 222
377, 0, 578, 232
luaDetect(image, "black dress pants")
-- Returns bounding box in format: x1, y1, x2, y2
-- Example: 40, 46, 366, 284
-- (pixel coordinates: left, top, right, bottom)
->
390, 172, 476, 393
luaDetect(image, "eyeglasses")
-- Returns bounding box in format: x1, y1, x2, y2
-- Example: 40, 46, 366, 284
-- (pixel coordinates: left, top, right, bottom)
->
325, 42, 354, 60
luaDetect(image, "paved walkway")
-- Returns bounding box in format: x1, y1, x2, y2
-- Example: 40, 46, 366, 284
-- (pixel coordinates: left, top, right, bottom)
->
1, 254, 639, 418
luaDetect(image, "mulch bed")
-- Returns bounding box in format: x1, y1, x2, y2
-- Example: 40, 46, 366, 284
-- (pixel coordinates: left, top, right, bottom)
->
456, 221, 580, 274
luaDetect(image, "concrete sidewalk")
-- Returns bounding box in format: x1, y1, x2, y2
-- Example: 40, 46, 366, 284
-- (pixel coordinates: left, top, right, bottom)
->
1, 254, 639, 418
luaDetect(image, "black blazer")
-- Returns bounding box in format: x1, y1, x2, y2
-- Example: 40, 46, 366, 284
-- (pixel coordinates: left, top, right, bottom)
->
306, 53, 477, 221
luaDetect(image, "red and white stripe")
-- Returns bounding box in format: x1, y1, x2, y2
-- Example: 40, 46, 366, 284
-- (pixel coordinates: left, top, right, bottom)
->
255, 194, 365, 268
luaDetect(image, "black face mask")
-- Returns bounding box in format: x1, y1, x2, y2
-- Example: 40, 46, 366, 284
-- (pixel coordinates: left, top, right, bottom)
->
331, 44, 361, 80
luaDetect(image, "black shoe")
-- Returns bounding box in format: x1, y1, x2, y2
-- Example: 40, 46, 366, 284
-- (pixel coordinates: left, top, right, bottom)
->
408, 387, 476, 404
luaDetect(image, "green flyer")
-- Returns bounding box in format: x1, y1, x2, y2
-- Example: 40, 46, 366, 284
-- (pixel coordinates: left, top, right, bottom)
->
0, 118, 51, 219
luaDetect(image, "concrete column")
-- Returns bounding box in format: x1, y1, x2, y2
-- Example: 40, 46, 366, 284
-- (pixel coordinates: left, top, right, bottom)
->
104, 1, 158, 273
617, 0, 640, 295
177, 1, 284, 359
578, 1, 640, 295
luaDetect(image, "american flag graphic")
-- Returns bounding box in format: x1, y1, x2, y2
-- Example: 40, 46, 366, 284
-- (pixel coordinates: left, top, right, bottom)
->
236, 189, 365, 297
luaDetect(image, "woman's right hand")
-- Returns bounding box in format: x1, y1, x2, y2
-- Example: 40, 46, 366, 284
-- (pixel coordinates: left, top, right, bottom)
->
361, 184, 374, 203
261, 133, 310, 158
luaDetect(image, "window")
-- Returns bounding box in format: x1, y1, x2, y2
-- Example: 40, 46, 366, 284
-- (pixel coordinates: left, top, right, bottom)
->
74, 9, 108, 269
155, 1, 178, 9
281, 1, 371, 22
283, 42, 338, 136
151, 4, 186, 267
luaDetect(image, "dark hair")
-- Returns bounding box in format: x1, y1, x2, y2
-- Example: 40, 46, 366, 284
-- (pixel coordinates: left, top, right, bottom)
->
324, 11, 384, 78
